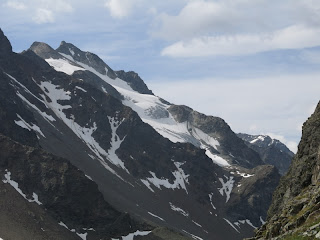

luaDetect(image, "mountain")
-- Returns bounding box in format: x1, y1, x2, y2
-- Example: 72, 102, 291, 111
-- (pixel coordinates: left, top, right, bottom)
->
0, 28, 283, 239
250, 101, 320, 239
237, 133, 294, 175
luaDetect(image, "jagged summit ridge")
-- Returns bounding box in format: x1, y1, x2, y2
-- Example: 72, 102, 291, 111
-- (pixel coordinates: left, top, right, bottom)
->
238, 133, 294, 175
0, 28, 12, 57
0, 29, 287, 239
57, 40, 117, 79
115, 70, 154, 95
29, 41, 63, 60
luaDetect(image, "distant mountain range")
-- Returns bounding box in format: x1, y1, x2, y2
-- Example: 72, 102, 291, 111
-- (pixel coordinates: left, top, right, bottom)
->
0, 28, 294, 240
238, 133, 294, 175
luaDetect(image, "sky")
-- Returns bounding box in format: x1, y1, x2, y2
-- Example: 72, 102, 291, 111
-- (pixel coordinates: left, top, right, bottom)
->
1, 0, 320, 152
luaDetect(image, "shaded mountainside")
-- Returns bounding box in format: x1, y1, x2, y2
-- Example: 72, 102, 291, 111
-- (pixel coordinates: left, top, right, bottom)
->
238, 133, 294, 175
168, 105, 263, 169
0, 134, 149, 240
249, 101, 320, 239
0, 28, 284, 239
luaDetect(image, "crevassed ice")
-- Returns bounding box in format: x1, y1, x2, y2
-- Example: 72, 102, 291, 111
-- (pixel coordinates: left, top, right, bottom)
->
46, 58, 84, 75
47, 55, 222, 153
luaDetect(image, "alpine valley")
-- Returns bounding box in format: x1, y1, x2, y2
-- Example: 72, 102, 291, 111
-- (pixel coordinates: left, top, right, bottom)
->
0, 28, 294, 240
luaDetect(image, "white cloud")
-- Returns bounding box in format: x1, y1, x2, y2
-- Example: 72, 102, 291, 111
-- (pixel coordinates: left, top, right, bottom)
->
154, 0, 320, 40
47, 0, 73, 13
104, 0, 137, 18
32, 8, 54, 24
153, 0, 320, 57
5, 1, 26, 10
161, 25, 320, 57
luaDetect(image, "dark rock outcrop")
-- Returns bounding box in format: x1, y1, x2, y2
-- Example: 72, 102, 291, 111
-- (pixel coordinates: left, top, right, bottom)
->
115, 70, 153, 95
0, 28, 12, 57
0, 134, 148, 239
250, 101, 320, 239
169, 105, 264, 169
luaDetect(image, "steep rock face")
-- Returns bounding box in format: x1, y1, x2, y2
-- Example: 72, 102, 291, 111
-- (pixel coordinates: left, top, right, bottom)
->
0, 134, 147, 240
0, 28, 280, 239
238, 133, 294, 175
57, 41, 117, 79
115, 70, 153, 95
251, 101, 320, 239
226, 165, 280, 224
0, 28, 12, 57
169, 105, 263, 169
30, 42, 66, 60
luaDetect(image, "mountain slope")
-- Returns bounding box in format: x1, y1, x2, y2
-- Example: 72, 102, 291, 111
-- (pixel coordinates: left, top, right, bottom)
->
250, 101, 320, 239
0, 28, 281, 239
238, 133, 294, 175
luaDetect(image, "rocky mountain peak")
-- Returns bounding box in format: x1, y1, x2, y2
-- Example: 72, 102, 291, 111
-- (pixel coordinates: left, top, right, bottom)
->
115, 70, 154, 95
238, 133, 294, 175
0, 28, 12, 57
56, 41, 117, 79
29, 41, 62, 59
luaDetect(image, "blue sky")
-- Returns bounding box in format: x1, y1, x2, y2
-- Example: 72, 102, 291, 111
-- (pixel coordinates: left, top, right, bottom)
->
1, 0, 320, 152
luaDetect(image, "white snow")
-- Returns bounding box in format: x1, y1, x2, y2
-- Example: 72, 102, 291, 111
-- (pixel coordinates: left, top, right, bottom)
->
107, 116, 128, 172
85, 175, 93, 181
192, 220, 202, 228
5, 73, 47, 106
236, 171, 254, 178
37, 80, 122, 179
142, 162, 189, 194
260, 216, 266, 225
14, 114, 45, 138
148, 212, 165, 221
169, 202, 189, 217
75, 86, 87, 92
140, 179, 154, 192
192, 127, 220, 150
2, 171, 42, 205
45, 55, 226, 163
205, 150, 230, 167
69, 48, 75, 56
182, 230, 204, 240
208, 193, 216, 210
111, 230, 152, 240
233, 219, 258, 230
16, 92, 56, 123
245, 219, 257, 229
46, 58, 84, 75
58, 222, 87, 240
250, 135, 266, 144
223, 218, 240, 233
218, 176, 235, 203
